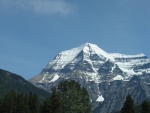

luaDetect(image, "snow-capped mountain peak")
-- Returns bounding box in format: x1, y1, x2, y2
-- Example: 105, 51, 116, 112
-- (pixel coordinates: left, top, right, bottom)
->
82, 42, 106, 54
44, 43, 150, 78
46, 43, 109, 71
29, 43, 150, 113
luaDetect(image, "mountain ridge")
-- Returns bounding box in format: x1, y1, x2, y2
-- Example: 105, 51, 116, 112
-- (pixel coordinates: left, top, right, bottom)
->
29, 43, 150, 113
0, 69, 49, 99
30, 43, 150, 84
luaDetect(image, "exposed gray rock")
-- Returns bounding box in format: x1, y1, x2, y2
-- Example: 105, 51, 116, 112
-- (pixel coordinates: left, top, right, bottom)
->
95, 76, 150, 113
29, 43, 150, 113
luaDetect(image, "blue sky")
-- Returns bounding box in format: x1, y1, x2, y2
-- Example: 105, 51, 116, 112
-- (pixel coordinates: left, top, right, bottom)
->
0, 0, 150, 80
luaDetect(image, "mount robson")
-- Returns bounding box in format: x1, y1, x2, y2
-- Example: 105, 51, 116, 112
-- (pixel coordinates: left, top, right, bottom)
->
29, 43, 150, 113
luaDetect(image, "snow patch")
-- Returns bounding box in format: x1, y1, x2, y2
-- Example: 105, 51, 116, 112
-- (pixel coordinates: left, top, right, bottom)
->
113, 75, 123, 80
123, 79, 130, 82
110, 53, 145, 58
50, 74, 59, 82
96, 95, 104, 102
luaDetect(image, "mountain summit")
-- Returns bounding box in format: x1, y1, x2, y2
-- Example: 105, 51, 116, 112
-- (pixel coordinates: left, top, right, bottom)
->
30, 43, 150, 83
45, 42, 107, 71
29, 43, 150, 113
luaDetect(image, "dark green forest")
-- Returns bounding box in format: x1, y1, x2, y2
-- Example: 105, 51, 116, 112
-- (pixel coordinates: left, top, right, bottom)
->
118, 95, 150, 113
1, 79, 150, 113
0, 80, 92, 113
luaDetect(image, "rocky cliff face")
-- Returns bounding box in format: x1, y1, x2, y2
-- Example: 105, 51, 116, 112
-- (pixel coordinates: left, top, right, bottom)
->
29, 43, 150, 113
94, 75, 150, 113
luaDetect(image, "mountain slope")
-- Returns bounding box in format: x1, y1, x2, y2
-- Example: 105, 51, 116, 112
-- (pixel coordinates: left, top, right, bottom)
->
94, 75, 150, 113
30, 43, 150, 83
0, 69, 49, 98
29, 43, 150, 113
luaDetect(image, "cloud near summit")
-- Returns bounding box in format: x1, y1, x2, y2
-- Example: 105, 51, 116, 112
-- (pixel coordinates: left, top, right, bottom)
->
0, 0, 76, 16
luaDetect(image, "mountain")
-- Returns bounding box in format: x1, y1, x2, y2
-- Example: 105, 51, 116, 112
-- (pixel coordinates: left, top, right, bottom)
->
0, 69, 49, 99
29, 43, 150, 113
94, 75, 150, 113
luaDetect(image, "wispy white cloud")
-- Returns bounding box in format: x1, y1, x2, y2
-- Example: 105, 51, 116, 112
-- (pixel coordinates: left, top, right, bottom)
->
0, 0, 76, 16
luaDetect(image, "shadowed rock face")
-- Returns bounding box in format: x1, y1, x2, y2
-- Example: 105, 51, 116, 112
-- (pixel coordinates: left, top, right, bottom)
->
29, 43, 150, 113
94, 76, 150, 113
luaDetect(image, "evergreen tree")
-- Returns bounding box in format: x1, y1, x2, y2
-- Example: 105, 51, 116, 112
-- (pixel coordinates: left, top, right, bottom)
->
57, 80, 92, 113
24, 95, 30, 113
28, 92, 40, 113
0, 81, 92, 113
41, 80, 92, 113
0, 98, 3, 113
41, 87, 62, 113
0, 90, 40, 113
50, 87, 62, 113
121, 95, 135, 113
41, 98, 51, 113
81, 87, 92, 113
2, 90, 16, 113
15, 94, 27, 113
140, 100, 150, 113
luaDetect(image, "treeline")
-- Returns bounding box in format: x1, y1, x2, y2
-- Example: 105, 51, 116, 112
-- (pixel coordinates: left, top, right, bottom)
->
0, 80, 92, 113
0, 90, 39, 113
119, 95, 150, 113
